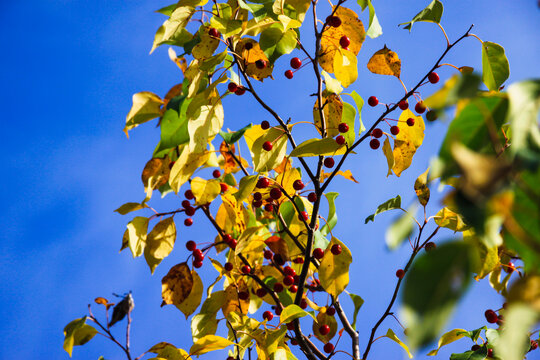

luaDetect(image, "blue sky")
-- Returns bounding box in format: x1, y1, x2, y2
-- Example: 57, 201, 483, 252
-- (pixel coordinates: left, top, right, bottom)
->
0, 1, 539, 359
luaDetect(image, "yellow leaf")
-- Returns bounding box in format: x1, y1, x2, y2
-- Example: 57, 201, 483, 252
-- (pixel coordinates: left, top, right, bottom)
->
161, 263, 194, 308
382, 136, 394, 177
319, 237, 352, 297
222, 282, 249, 317
235, 39, 273, 81
124, 217, 149, 258
177, 270, 203, 318
187, 101, 224, 154
285, 0, 311, 22
114, 202, 147, 215
216, 193, 247, 234
392, 110, 425, 176
141, 157, 171, 191
249, 127, 288, 172
144, 217, 177, 274
124, 92, 163, 136
427, 328, 467, 356
367, 46, 401, 77
333, 49, 358, 88
275, 167, 301, 197
148, 342, 190, 360
312, 311, 338, 343
319, 7, 365, 73
280, 304, 315, 323
313, 93, 343, 138
320, 169, 359, 183
192, 25, 220, 60
290, 138, 347, 157
434, 207, 469, 231
167, 49, 187, 73
464, 230, 499, 280
385, 328, 413, 358
169, 146, 210, 193
191, 177, 221, 205
273, 156, 293, 174
414, 168, 430, 206
189, 335, 234, 356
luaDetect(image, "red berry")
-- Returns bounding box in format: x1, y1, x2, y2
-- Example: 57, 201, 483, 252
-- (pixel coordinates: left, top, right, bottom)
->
290, 57, 302, 69
261, 120, 270, 130
193, 260, 203, 268
331, 244, 342, 255
415, 101, 426, 114
471, 344, 480, 351
339, 35, 350, 49
291, 338, 298, 345
327, 307, 336, 316
264, 250, 273, 260
307, 192, 317, 203
185, 189, 194, 199
504, 261, 515, 273
228, 82, 238, 92
338, 122, 349, 133
485, 309, 498, 324
390, 125, 400, 135
406, 118, 415, 126
274, 254, 285, 265
287, 322, 295, 330
220, 183, 228, 193
293, 179, 304, 191
208, 28, 220, 38
428, 72, 440, 84
300, 298, 308, 309
255, 59, 267, 69
274, 283, 284, 293
426, 109, 438, 121
263, 311, 274, 321
285, 70, 294, 79
313, 248, 325, 259
264, 203, 273, 212
270, 187, 282, 199
298, 211, 309, 221
487, 348, 494, 358
185, 206, 196, 216
324, 157, 335, 168
256, 177, 270, 188
228, 239, 237, 249
398, 100, 409, 110
329, 15, 342, 27
186, 240, 196, 251
212, 169, 221, 178
294, 257, 304, 264
256, 288, 267, 297
224, 262, 233, 271
184, 218, 193, 226
227, 356, 235, 360
323, 343, 334, 354
284, 266, 296, 276
182, 200, 191, 208
253, 200, 263, 208
369, 139, 380, 150
372, 128, 383, 138
336, 135, 346, 145
530, 340, 538, 350
241, 265, 251, 274
253, 192, 263, 201
235, 86, 246, 95
289, 285, 298, 293
319, 325, 330, 335
238, 291, 249, 300
396, 269, 405, 279
284, 275, 294, 286
368, 96, 379, 107
244, 42, 253, 50
263, 141, 273, 151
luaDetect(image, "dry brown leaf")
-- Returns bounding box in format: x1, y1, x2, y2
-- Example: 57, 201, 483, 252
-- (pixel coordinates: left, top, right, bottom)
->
141, 156, 171, 190
161, 262, 194, 308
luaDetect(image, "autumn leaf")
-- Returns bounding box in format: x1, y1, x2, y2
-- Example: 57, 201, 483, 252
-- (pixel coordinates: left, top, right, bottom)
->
382, 136, 394, 177
192, 25, 220, 60
144, 217, 177, 274
191, 177, 221, 205
392, 110, 425, 176
161, 263, 194, 309
333, 48, 358, 87
190, 335, 234, 356
319, 237, 352, 296
177, 270, 203, 318
63, 317, 98, 357
313, 93, 343, 138
312, 311, 338, 343
141, 156, 171, 191
414, 168, 430, 206
124, 92, 163, 136
235, 38, 273, 81
367, 46, 401, 77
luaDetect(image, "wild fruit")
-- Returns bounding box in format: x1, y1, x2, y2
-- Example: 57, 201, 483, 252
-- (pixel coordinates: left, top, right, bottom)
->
485, 309, 498, 323
372, 128, 383, 138
487, 349, 493, 358
398, 100, 409, 110
255, 59, 267, 69
326, 307, 336, 316
308, 192, 317, 203
253, 192, 263, 201
256, 177, 270, 188
331, 244, 342, 255
224, 262, 233, 271
228, 239, 237, 249
193, 249, 204, 262
390, 125, 400, 135
289, 285, 298, 293
184, 218, 193, 226
368, 96, 379, 107
253, 200, 263, 208
323, 343, 334, 354
471, 344, 480, 351
256, 288, 267, 297
212, 169, 221, 178
264, 203, 273, 212
264, 250, 273, 260
299, 211, 309, 221
294, 257, 304, 264
274, 283, 284, 293
241, 265, 251, 274
185, 206, 196, 216
235, 86, 246, 95
220, 183, 228, 193
369, 139, 380, 149
238, 291, 249, 300
339, 36, 350, 49
324, 157, 335, 168
270, 187, 282, 199
263, 311, 274, 321
263, 141, 273, 151
185, 189, 194, 199
428, 72, 440, 84
313, 248, 325, 259
426, 109, 438, 121
336, 135, 345, 145
293, 179, 304, 191
193, 260, 203, 268
415, 101, 426, 114
338, 123, 349, 133
396, 269, 405, 279
425, 242, 436, 252
290, 57, 302, 69
406, 118, 415, 126
208, 28, 220, 38
182, 200, 190, 208
285, 70, 294, 79
261, 120, 270, 129
283, 275, 294, 286
326, 15, 341, 27
227, 82, 238, 92
319, 325, 330, 335
186, 240, 196, 251
300, 298, 308, 309
284, 266, 296, 276
291, 339, 299, 345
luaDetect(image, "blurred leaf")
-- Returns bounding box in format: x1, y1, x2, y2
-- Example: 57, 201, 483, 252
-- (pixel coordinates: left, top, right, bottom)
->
425, 73, 481, 110
449, 347, 488, 360
492, 304, 538, 360
319, 238, 352, 296
463, 229, 499, 280
403, 242, 474, 350
507, 80, 540, 155
63, 317, 97, 357
414, 168, 430, 206
386, 205, 416, 250
384, 328, 413, 358
434, 207, 469, 232
399, 0, 443, 31
427, 328, 468, 356
347, 291, 364, 330
367, 46, 401, 77
365, 195, 401, 223
481, 42, 509, 92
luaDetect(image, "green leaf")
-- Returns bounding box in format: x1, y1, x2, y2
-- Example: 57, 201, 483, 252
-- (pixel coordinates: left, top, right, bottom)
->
402, 242, 474, 350
63, 317, 98, 357
250, 127, 289, 172
341, 102, 356, 146
450, 347, 488, 360
492, 304, 537, 360
322, 70, 343, 94
399, 0, 443, 31
347, 291, 364, 330
365, 195, 401, 223
320, 192, 338, 237
124, 92, 163, 136
507, 80, 540, 155
259, 25, 298, 63
157, 100, 191, 154
289, 138, 346, 157
313, 230, 330, 250
220, 123, 252, 145
280, 304, 316, 323
427, 328, 468, 356
234, 175, 259, 202
348, 91, 365, 134
191, 313, 218, 342
357, 0, 382, 38
458, 326, 487, 342
319, 237, 352, 296
384, 328, 413, 358
386, 205, 416, 250
481, 41, 510, 92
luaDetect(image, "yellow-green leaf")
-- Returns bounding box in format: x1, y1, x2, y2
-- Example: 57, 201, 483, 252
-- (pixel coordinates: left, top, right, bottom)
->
464, 229, 499, 280
280, 304, 315, 323
169, 146, 210, 193
114, 202, 147, 215
124, 92, 163, 136
177, 270, 203, 318
321, 70, 343, 94
414, 168, 430, 206
427, 328, 467, 356
191, 177, 221, 205
382, 136, 394, 177
161, 263, 194, 308
144, 217, 177, 274
148, 342, 190, 360
124, 217, 149, 258
434, 207, 469, 231
385, 328, 413, 358
290, 138, 346, 157
333, 49, 358, 88
250, 127, 288, 172
313, 93, 343, 138
319, 237, 352, 296
312, 311, 338, 343
190, 335, 234, 355
192, 25, 220, 60
234, 175, 259, 202
63, 317, 97, 357
392, 110, 425, 176
367, 46, 401, 77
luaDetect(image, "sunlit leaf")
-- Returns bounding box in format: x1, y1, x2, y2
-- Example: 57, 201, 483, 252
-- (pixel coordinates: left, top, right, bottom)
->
319, 237, 352, 296
322, 70, 343, 94
114, 202, 147, 215
63, 317, 98, 357
280, 304, 315, 323
191, 177, 221, 205
386, 205, 416, 250
259, 25, 298, 63
320, 169, 359, 183
313, 93, 343, 138
385, 328, 413, 358
161, 263, 194, 309
123, 217, 149, 257
312, 311, 338, 343
365, 195, 401, 223
481, 41, 509, 92
177, 270, 203, 318
289, 138, 346, 157
463, 230, 499, 280
235, 39, 273, 80
144, 217, 177, 274
189, 335, 234, 356
414, 168, 430, 206
382, 136, 394, 177
142, 157, 171, 191
247, 126, 288, 172
357, 0, 382, 38
192, 25, 220, 61
320, 192, 338, 237
367, 46, 401, 77
427, 328, 468, 356
124, 92, 163, 136
334, 49, 358, 87
220, 124, 253, 145
507, 80, 540, 155
392, 110, 425, 177
347, 291, 364, 330
399, 0, 443, 32
434, 207, 469, 232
